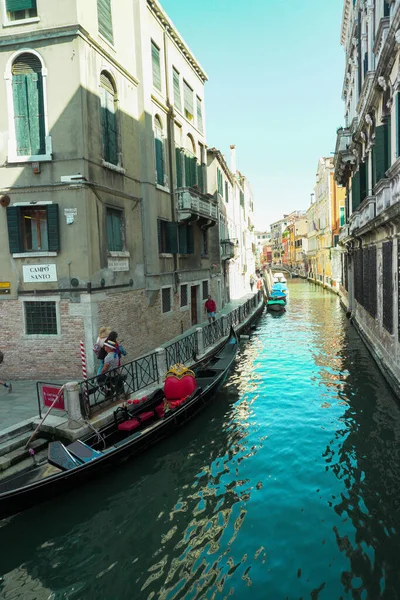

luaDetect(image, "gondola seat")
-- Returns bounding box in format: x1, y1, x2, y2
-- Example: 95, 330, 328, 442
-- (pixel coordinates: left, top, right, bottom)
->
138, 411, 154, 422
118, 418, 140, 432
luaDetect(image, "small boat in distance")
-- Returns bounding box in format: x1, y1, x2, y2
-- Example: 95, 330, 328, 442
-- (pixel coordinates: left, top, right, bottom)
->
267, 299, 286, 313
0, 329, 239, 520
272, 272, 287, 284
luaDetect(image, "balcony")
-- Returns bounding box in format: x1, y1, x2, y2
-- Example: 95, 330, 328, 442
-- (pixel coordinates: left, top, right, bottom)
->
220, 239, 236, 260
339, 225, 350, 243
177, 187, 218, 226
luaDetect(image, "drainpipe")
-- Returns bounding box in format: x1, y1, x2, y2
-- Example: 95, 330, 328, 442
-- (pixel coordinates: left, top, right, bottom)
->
163, 29, 179, 290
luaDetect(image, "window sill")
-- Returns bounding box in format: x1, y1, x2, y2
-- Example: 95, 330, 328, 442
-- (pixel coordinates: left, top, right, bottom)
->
7, 154, 52, 164
3, 17, 40, 27
108, 251, 130, 258
13, 252, 57, 258
159, 253, 173, 258
21, 334, 61, 340
102, 160, 126, 174
156, 183, 170, 192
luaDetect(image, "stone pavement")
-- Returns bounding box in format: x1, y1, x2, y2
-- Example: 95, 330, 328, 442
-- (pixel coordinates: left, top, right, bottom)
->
0, 291, 260, 434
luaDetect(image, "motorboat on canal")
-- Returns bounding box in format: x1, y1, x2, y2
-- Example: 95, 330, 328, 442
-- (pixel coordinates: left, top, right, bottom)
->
272, 272, 287, 284
266, 299, 286, 313
0, 328, 238, 520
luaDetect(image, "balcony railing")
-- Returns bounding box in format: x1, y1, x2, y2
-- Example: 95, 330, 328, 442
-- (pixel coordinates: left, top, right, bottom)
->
220, 239, 236, 260
177, 187, 218, 223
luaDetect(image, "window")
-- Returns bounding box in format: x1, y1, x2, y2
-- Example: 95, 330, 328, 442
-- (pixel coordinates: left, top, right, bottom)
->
158, 219, 178, 254
202, 280, 209, 300
225, 181, 229, 203
180, 284, 188, 307
152, 41, 161, 91
162, 288, 172, 313
11, 53, 45, 157
100, 72, 118, 165
97, 0, 113, 44
196, 96, 203, 133
178, 223, 194, 254
173, 68, 181, 112
106, 208, 124, 251
183, 81, 194, 120
154, 116, 165, 186
25, 301, 57, 335
217, 169, 223, 196
6, 204, 59, 253
6, 0, 37, 20
201, 230, 208, 256
240, 191, 244, 207
176, 146, 183, 188
184, 135, 196, 187
340, 206, 345, 226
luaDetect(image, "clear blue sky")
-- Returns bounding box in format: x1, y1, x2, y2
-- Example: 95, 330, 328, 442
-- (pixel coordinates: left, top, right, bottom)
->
161, 0, 345, 229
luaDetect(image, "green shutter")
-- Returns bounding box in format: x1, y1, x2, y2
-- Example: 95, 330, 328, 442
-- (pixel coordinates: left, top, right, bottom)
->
6, 206, 23, 253
183, 81, 194, 117
187, 224, 194, 254
173, 69, 182, 112
197, 163, 203, 192
97, 0, 113, 44
225, 181, 229, 202
12, 74, 30, 156
178, 224, 188, 254
46, 205, 60, 252
155, 137, 164, 185
351, 171, 361, 211
397, 94, 400, 158
185, 153, 195, 187
27, 72, 45, 155
197, 97, 203, 133
6, 0, 36, 10
152, 42, 161, 91
176, 147, 182, 188
157, 219, 162, 252
386, 115, 391, 172
375, 125, 386, 183
359, 161, 367, 201
166, 222, 178, 254
105, 91, 117, 164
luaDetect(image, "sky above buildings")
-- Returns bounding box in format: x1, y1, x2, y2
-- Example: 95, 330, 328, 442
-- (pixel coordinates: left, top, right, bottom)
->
161, 0, 345, 229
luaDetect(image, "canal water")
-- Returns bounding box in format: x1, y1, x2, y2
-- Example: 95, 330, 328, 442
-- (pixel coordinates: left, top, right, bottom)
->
2, 280, 400, 600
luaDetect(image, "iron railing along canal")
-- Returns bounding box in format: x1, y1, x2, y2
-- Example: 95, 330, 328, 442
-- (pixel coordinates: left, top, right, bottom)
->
165, 331, 198, 367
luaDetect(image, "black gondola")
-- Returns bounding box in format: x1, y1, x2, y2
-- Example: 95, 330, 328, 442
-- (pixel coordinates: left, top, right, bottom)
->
0, 327, 238, 520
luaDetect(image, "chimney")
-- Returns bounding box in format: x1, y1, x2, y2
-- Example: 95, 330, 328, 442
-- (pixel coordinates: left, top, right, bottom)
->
230, 144, 236, 174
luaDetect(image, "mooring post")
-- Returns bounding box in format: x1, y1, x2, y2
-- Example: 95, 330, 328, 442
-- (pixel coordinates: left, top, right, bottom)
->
156, 347, 168, 382
196, 327, 204, 357
65, 381, 83, 429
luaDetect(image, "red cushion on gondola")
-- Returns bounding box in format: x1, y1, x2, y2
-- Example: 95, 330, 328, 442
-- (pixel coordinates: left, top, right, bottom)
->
155, 404, 165, 418
118, 418, 140, 432
138, 411, 154, 421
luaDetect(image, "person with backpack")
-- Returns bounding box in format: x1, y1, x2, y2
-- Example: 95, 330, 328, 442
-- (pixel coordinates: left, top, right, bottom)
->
0, 351, 12, 393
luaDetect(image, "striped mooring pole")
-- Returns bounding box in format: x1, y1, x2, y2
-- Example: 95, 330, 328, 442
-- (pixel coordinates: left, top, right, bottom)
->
80, 340, 90, 417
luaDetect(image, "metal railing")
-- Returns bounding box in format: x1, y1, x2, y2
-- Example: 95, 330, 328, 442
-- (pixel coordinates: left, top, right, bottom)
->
79, 351, 159, 418
203, 318, 225, 348
165, 331, 198, 367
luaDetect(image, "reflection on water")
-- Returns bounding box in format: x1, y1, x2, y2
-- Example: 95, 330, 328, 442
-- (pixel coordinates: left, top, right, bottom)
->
1, 281, 400, 599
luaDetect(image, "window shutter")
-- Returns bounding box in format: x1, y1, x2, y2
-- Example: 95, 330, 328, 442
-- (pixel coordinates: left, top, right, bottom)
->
197, 163, 203, 192
351, 171, 361, 211
46, 205, 60, 252
185, 153, 195, 187
6, 206, 22, 253
183, 81, 194, 117
166, 222, 178, 254
385, 115, 391, 173
155, 137, 164, 185
187, 224, 194, 254
173, 69, 182, 111
6, 0, 36, 10
178, 224, 188, 254
106, 91, 117, 165
152, 42, 162, 91
397, 93, 400, 158
12, 75, 31, 156
97, 0, 113, 45
26, 72, 45, 155
157, 218, 162, 252
197, 97, 203, 133
375, 125, 386, 183
225, 181, 229, 202
175, 147, 182, 188
359, 161, 367, 201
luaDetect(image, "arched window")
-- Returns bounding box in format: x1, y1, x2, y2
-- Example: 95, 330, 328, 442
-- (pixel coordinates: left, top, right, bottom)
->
185, 134, 197, 188
12, 53, 45, 157
100, 72, 118, 165
154, 116, 165, 186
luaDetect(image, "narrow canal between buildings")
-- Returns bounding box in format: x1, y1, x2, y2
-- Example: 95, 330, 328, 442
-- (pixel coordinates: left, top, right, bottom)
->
2, 279, 400, 600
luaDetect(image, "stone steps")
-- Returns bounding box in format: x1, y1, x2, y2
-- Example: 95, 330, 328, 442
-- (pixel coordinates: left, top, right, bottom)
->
0, 437, 49, 472
0, 420, 34, 447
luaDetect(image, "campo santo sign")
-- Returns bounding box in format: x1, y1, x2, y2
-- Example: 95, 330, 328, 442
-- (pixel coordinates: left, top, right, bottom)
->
22, 264, 58, 283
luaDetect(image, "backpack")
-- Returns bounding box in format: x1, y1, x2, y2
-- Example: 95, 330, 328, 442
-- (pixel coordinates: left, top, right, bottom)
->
93, 343, 102, 358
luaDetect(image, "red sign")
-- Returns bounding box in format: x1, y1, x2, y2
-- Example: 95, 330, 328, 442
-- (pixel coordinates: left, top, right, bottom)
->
42, 385, 65, 410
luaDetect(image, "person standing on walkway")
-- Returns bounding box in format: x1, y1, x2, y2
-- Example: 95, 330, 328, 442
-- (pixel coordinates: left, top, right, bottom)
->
250, 274, 255, 291
94, 326, 112, 375
204, 295, 217, 323
0, 351, 12, 393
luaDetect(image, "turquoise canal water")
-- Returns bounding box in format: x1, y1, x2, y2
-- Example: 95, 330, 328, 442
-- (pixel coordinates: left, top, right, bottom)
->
2, 280, 400, 599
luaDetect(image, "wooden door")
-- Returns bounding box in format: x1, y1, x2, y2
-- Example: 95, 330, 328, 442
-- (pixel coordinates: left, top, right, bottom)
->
191, 285, 198, 326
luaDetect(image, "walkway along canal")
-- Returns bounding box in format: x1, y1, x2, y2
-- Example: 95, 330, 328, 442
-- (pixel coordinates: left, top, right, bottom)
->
1, 279, 400, 599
